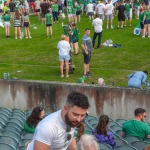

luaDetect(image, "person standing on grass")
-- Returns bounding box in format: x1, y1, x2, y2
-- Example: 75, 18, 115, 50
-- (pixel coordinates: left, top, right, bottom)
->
34, 0, 41, 20
22, 12, 32, 39
52, 1, 59, 23
2, 10, 11, 38
57, 35, 71, 78
105, 0, 114, 29
142, 6, 150, 38
116, 0, 126, 29
9, 0, 16, 23
92, 13, 103, 49
82, 28, 93, 77
75, 1, 81, 23
124, 0, 132, 27
14, 10, 22, 39
86, 0, 94, 21
24, 0, 29, 13
40, 0, 50, 25
72, 23, 79, 55
139, 7, 145, 37
45, 10, 53, 38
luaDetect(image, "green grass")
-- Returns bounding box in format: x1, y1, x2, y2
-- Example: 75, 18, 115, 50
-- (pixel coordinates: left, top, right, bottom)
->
0, 14, 149, 86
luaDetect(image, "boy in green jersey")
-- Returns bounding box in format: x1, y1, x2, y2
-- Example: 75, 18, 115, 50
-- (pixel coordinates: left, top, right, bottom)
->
45, 10, 53, 37
125, 0, 132, 27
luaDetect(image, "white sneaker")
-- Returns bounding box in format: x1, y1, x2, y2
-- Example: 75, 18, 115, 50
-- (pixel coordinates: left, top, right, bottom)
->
26, 37, 28, 39
15, 37, 17, 39
111, 26, 114, 29
29, 36, 32, 38
148, 36, 150, 38
106, 26, 108, 29
20, 36, 22, 39
142, 36, 145, 38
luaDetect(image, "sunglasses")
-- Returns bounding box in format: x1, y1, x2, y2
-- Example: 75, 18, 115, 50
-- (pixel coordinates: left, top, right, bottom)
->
64, 126, 72, 148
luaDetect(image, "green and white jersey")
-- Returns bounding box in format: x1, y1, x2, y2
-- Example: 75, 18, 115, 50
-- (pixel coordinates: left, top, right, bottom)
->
72, 27, 79, 41
15, 0, 20, 11
72, 7, 76, 14
76, 3, 81, 11
2, 14, 10, 21
52, 4, 58, 12
67, 6, 72, 14
67, 0, 72, 6
45, 13, 52, 24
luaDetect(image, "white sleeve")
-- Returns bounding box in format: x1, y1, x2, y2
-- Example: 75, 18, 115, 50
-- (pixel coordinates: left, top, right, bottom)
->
34, 122, 57, 146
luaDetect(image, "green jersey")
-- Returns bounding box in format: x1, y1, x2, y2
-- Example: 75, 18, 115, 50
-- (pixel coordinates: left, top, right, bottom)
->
79, 0, 84, 4
0, 0, 2, 4
52, 4, 58, 12
144, 11, 150, 20
76, 4, 81, 11
125, 3, 131, 13
62, 25, 69, 35
15, 0, 20, 11
67, 6, 72, 14
72, 27, 79, 42
2, 14, 11, 21
72, 7, 76, 14
139, 12, 144, 22
45, 13, 52, 24
67, 0, 72, 6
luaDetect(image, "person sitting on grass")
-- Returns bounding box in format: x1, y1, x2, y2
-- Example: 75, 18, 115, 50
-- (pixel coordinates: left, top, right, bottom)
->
24, 106, 45, 133
45, 10, 53, 38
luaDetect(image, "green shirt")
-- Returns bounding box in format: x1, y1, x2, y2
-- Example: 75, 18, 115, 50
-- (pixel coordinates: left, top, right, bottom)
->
45, 13, 52, 24
52, 4, 58, 12
15, 1, 20, 11
144, 11, 150, 20
72, 27, 79, 42
122, 120, 150, 140
76, 4, 81, 11
63, 25, 68, 35
24, 122, 35, 133
67, 6, 72, 14
72, 7, 76, 14
0, 0, 2, 4
139, 12, 144, 22
125, 3, 131, 13
2, 14, 10, 21
67, 0, 72, 6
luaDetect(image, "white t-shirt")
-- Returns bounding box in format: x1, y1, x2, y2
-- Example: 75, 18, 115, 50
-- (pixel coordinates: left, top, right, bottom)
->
27, 110, 74, 150
105, 2, 114, 15
35, 0, 41, 9
92, 18, 103, 33
96, 3, 106, 14
57, 40, 71, 56
86, 3, 94, 13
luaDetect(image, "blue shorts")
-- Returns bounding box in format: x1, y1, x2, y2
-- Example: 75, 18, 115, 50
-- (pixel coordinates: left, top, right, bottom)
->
59, 54, 70, 61
144, 19, 150, 24
83, 51, 91, 64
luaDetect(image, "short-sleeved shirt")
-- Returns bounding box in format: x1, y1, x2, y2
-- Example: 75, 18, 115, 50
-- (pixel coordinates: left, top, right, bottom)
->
52, 4, 58, 12
40, 2, 50, 14
9, 2, 16, 12
67, 0, 72, 6
45, 13, 52, 24
122, 120, 150, 140
27, 110, 74, 150
139, 12, 144, 22
35, 0, 40, 9
144, 11, 150, 19
82, 34, 93, 52
117, 4, 125, 16
72, 27, 79, 42
96, 3, 106, 14
125, 3, 131, 13
67, 6, 72, 14
22, 15, 29, 22
2, 14, 10, 21
105, 3, 113, 15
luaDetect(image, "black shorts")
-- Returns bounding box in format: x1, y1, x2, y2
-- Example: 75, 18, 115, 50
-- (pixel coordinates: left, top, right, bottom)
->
144, 19, 150, 24
76, 10, 81, 15
46, 24, 52, 27
83, 51, 91, 64
140, 22, 144, 29
36, 9, 40, 12
24, 22, 29, 27
0, 9, 2, 13
73, 40, 78, 43
118, 15, 125, 21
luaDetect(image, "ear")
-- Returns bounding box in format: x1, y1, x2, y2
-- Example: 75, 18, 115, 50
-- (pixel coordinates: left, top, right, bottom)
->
64, 105, 68, 111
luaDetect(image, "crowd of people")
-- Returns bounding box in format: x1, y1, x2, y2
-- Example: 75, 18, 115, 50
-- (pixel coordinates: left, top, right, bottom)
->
23, 92, 150, 150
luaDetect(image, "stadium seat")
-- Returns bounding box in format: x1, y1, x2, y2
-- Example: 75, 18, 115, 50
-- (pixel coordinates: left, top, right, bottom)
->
19, 139, 30, 147
0, 107, 12, 115
84, 115, 98, 124
11, 113, 26, 121
108, 121, 120, 128
115, 138, 128, 146
12, 109, 25, 117
84, 125, 93, 134
130, 141, 149, 150
116, 119, 127, 126
2, 131, 21, 143
109, 125, 122, 133
0, 142, 15, 150
21, 133, 34, 140
0, 117, 7, 126
3, 126, 21, 134
99, 143, 113, 150
114, 145, 138, 150
113, 133, 121, 139
123, 136, 142, 144
19, 146, 26, 150
144, 138, 150, 143
115, 129, 122, 137
0, 135, 19, 149
6, 122, 23, 132
87, 119, 98, 127
9, 118, 24, 128
0, 112, 10, 120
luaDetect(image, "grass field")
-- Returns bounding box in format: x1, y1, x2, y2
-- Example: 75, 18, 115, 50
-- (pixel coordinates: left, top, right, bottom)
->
0, 13, 149, 87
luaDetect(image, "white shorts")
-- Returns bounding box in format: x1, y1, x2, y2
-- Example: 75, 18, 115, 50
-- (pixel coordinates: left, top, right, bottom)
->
68, 14, 72, 18
4, 21, 11, 27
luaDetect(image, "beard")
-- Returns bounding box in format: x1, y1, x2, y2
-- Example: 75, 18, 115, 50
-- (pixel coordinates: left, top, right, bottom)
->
65, 112, 80, 127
